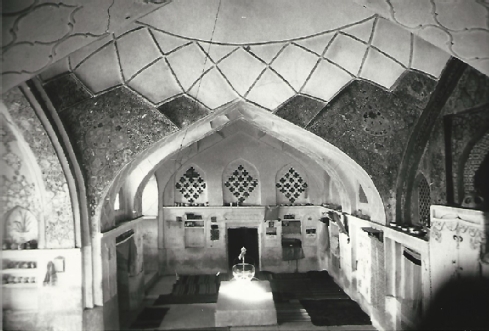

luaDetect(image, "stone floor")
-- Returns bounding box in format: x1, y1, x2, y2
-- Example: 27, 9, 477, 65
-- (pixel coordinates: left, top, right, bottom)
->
123, 274, 377, 331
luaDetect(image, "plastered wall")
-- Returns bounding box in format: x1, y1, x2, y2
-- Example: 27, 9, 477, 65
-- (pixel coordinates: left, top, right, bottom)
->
161, 206, 322, 275
151, 131, 334, 274
161, 131, 330, 206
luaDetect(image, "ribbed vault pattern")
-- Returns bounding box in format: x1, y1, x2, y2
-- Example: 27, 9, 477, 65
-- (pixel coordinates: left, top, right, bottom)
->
40, 15, 450, 111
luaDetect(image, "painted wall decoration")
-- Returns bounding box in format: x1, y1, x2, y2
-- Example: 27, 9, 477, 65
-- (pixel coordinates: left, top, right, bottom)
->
416, 67, 489, 217
1, 116, 42, 248
4, 207, 39, 245
2, 88, 75, 248
306, 71, 437, 222
423, 66, 489, 209
58, 86, 177, 231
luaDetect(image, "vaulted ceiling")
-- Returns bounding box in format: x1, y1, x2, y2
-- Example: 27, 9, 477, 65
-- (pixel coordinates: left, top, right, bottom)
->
2, 0, 489, 225
2, 0, 489, 110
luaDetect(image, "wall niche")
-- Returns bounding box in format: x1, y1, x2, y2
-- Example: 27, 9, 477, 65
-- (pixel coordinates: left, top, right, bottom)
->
3, 207, 39, 249
222, 159, 260, 206
1, 121, 41, 250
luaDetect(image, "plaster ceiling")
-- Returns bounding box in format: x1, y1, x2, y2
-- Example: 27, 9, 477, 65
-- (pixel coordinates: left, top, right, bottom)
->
1, 0, 172, 92
2, 0, 488, 111
351, 0, 489, 76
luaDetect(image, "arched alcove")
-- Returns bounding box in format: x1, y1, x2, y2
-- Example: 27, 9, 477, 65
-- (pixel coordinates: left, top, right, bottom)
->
275, 163, 309, 205
456, 127, 489, 209
92, 100, 387, 328
1, 114, 44, 248
222, 159, 260, 206
174, 164, 208, 206
461, 132, 489, 208
116, 101, 385, 224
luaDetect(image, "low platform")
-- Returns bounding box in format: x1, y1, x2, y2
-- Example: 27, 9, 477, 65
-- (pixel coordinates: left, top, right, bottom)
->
215, 280, 277, 327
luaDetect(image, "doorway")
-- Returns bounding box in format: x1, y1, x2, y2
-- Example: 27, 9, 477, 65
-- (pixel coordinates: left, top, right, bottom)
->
227, 227, 259, 271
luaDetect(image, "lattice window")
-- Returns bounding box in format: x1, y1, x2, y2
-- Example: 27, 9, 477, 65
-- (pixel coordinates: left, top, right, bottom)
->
417, 175, 430, 226
276, 167, 308, 204
175, 167, 206, 204
224, 164, 258, 204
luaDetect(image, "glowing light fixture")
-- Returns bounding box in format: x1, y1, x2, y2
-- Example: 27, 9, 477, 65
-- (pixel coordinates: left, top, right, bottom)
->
232, 247, 255, 281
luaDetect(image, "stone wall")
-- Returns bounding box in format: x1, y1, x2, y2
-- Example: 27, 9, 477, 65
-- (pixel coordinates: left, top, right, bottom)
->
161, 206, 321, 275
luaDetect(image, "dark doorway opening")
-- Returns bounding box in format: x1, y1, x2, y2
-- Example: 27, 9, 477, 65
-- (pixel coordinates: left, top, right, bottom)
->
227, 227, 259, 271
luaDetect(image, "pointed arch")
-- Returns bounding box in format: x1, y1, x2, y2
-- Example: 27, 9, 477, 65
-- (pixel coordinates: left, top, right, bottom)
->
460, 131, 489, 205
101, 101, 385, 237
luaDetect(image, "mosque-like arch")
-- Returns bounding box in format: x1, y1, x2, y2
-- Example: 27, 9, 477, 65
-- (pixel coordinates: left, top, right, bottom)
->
102, 101, 386, 226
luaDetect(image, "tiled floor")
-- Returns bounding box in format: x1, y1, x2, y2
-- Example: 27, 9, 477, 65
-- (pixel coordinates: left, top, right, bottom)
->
126, 275, 377, 331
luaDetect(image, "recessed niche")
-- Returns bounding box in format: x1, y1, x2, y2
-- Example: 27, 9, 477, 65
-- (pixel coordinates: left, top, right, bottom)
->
223, 160, 260, 205
224, 164, 258, 204
175, 166, 207, 204
276, 167, 308, 204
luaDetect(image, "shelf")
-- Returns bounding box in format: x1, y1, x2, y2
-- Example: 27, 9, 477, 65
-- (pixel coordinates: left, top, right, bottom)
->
1, 268, 37, 274
2, 283, 37, 288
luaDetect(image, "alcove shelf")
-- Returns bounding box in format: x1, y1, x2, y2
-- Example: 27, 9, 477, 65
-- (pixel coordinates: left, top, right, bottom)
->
1, 268, 37, 274
2, 251, 40, 289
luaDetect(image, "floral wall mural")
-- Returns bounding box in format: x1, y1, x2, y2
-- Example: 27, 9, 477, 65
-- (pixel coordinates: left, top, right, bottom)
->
1, 88, 74, 248
1, 121, 41, 248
